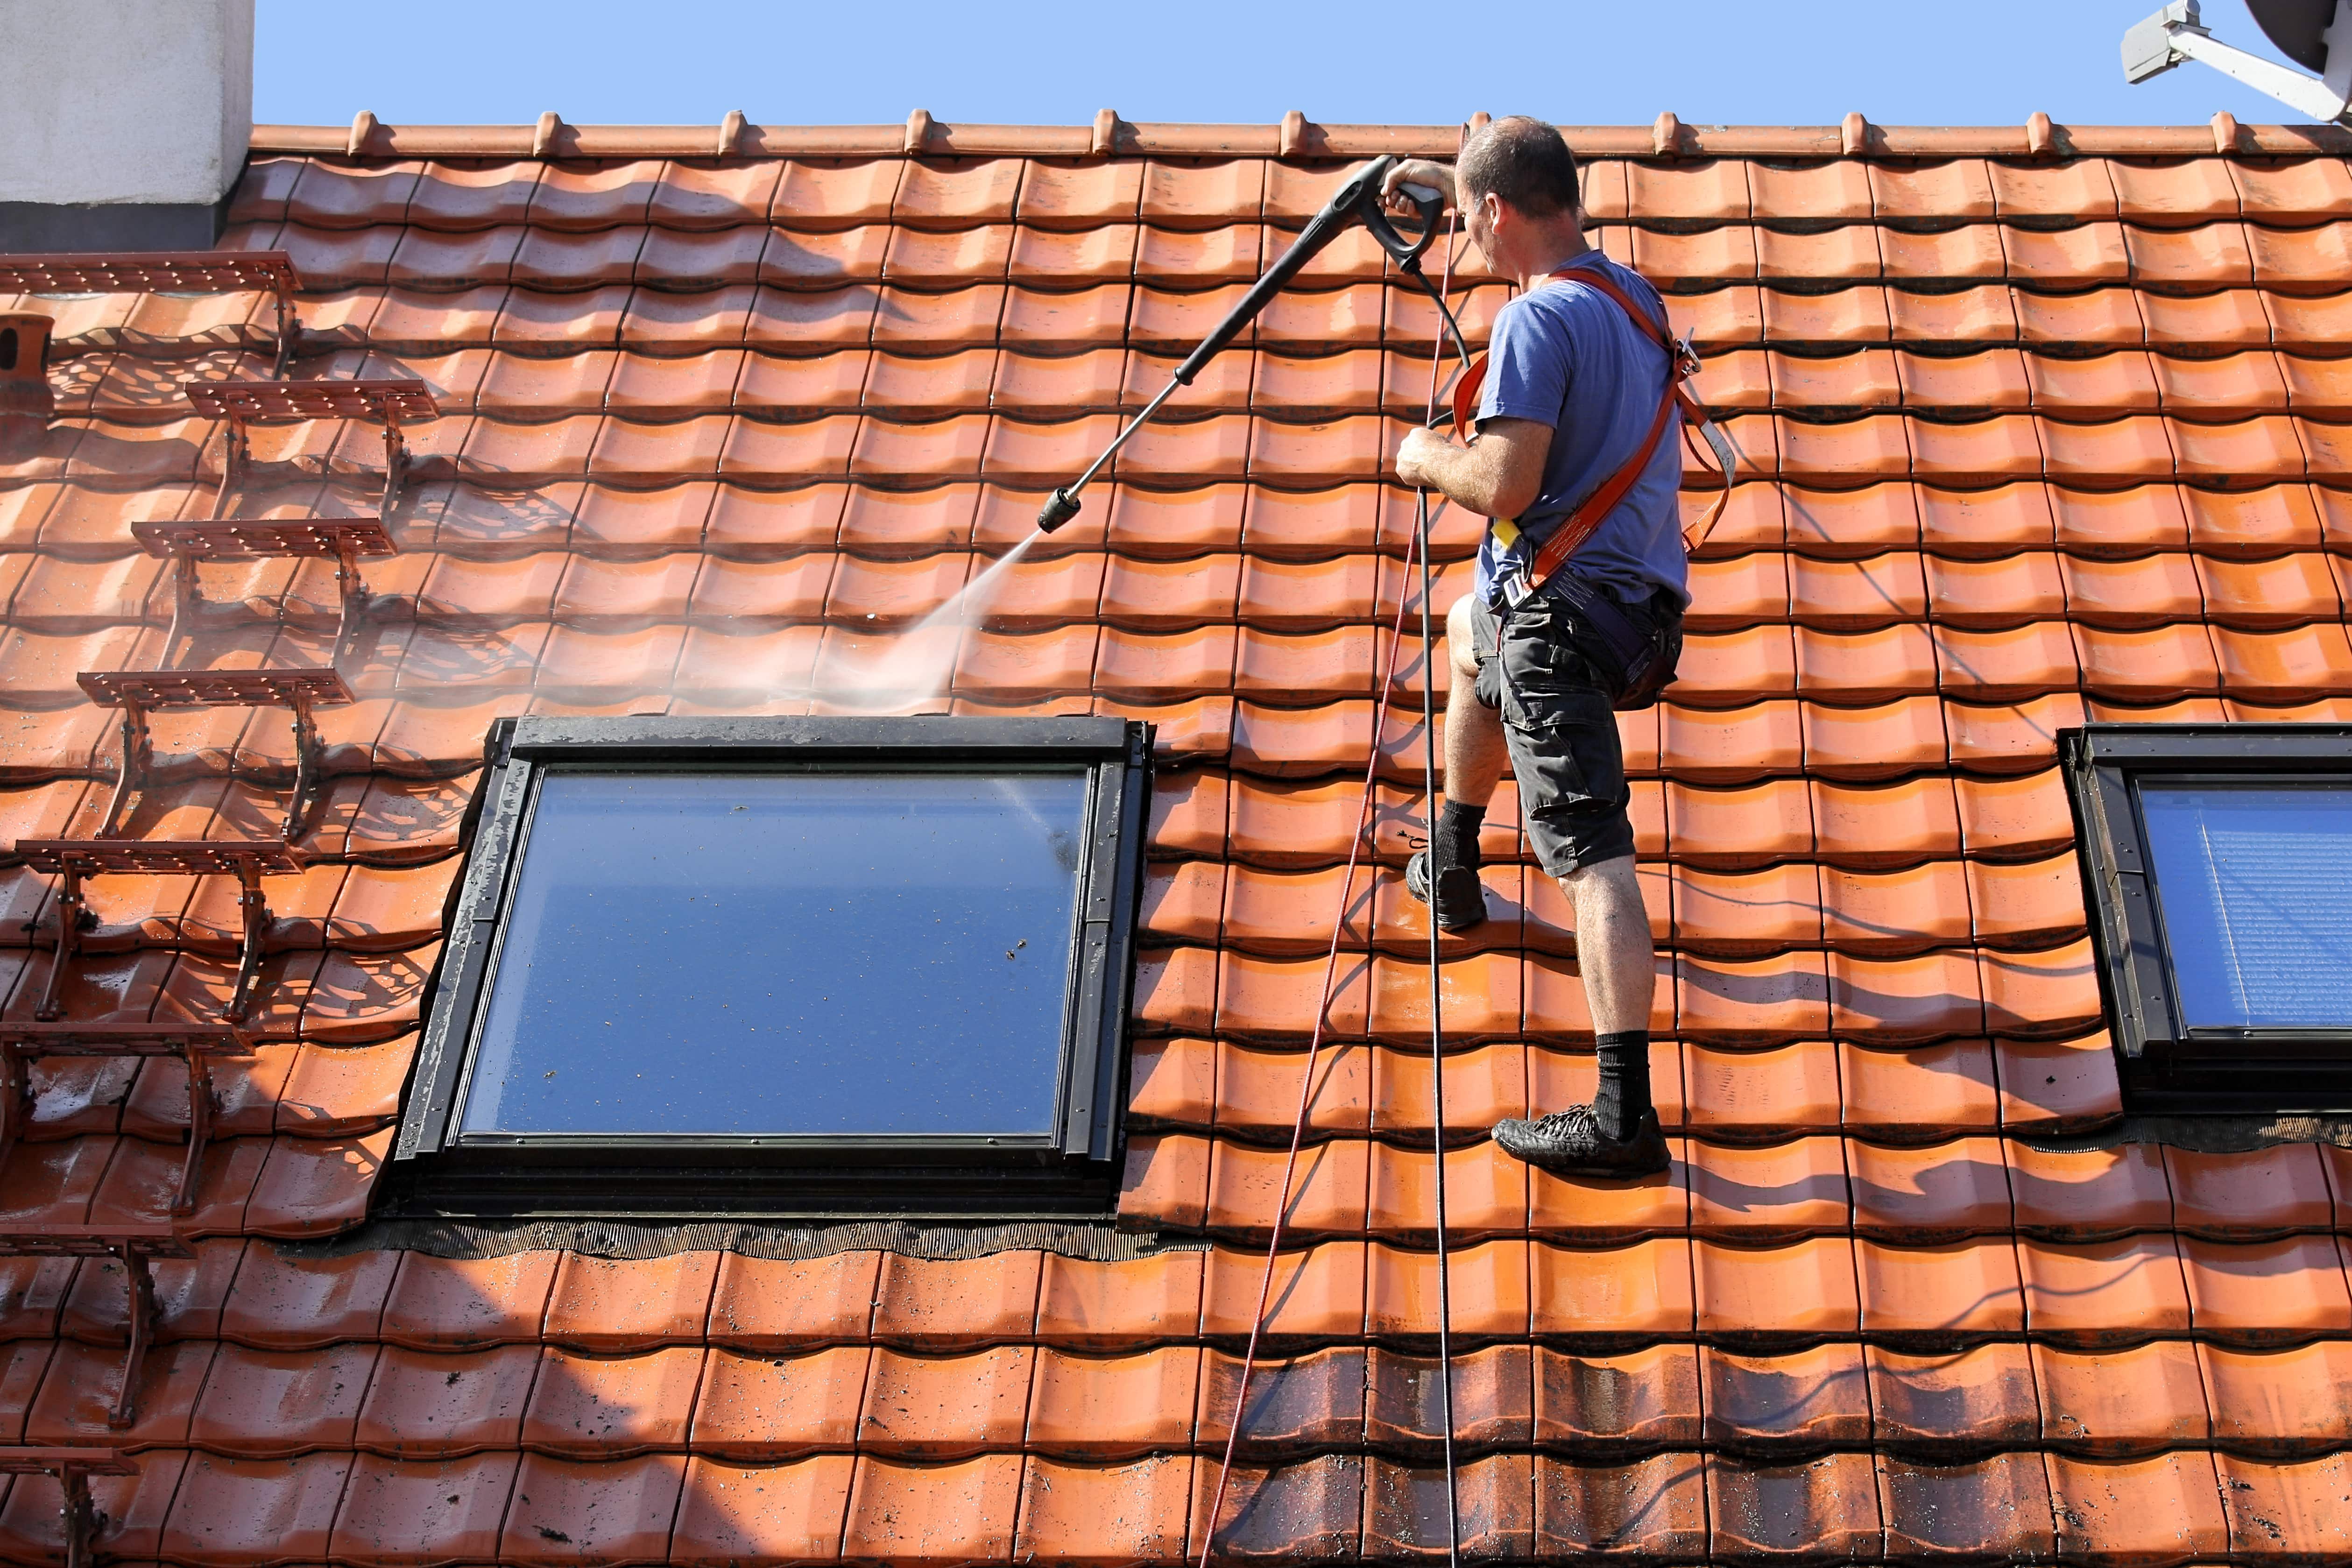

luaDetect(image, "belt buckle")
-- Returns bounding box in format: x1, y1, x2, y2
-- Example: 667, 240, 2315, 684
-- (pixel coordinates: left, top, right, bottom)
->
1500, 569, 1536, 613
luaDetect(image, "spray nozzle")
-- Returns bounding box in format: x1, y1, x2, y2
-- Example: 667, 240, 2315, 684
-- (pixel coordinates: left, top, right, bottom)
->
1035, 487, 1083, 534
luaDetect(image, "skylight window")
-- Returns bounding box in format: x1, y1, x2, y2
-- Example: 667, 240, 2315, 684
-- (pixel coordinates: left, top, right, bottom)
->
392, 716, 1149, 1217
2138, 784, 2352, 1031
2065, 724, 2352, 1112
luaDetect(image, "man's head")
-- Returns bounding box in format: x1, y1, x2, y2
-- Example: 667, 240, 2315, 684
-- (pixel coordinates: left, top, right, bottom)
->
1457, 115, 1584, 276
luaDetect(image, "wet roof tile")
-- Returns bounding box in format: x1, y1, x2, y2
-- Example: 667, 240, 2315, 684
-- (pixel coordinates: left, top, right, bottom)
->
379, 1251, 558, 1349
1867, 1342, 2038, 1446
519, 1344, 706, 1455
28, 1336, 211, 1447
1884, 1452, 2056, 1559
501, 1452, 685, 1564
160, 1450, 353, 1562
1707, 1452, 1881, 1557
329, 1451, 520, 1563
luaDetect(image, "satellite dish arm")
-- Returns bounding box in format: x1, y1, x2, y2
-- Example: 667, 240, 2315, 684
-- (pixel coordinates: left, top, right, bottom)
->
2124, 0, 2352, 122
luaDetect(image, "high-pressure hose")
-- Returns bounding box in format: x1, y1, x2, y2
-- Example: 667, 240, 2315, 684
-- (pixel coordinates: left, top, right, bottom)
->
1178, 198, 1481, 1567
1408, 219, 1474, 1568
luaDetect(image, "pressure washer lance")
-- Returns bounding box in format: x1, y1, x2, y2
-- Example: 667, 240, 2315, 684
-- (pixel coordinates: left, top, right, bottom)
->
1034, 155, 1453, 533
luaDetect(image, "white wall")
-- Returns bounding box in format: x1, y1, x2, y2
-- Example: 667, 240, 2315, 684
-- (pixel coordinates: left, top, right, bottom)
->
0, 0, 254, 207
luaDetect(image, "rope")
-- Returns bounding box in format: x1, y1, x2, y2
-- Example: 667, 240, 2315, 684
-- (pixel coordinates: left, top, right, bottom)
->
1192, 212, 1474, 1568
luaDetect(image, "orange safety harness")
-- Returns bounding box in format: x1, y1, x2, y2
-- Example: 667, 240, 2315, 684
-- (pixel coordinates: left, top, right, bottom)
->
1450, 261, 1740, 605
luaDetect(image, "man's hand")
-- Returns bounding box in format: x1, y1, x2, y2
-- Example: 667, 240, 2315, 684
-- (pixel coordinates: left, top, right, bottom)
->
1382, 158, 1456, 217
1392, 417, 1553, 519
1394, 425, 1456, 489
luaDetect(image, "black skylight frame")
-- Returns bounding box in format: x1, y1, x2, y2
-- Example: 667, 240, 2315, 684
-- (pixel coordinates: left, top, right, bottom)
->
2063, 722, 2352, 1114
388, 715, 1152, 1219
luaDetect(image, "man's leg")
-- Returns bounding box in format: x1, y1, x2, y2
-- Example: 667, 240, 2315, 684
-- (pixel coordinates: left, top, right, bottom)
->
1495, 845, 1667, 1173
1484, 596, 1668, 1177
1443, 593, 1510, 809
1559, 853, 1657, 1148
1411, 595, 1510, 928
1558, 855, 1652, 1034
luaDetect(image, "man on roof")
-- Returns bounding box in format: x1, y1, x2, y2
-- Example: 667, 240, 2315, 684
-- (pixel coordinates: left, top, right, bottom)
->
1385, 116, 1688, 1179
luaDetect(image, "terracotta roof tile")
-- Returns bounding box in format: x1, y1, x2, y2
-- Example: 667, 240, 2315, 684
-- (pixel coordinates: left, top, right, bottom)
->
1017, 1454, 1195, 1562
662, 1454, 845, 1563
843, 1451, 1021, 1561
354, 1342, 540, 1456
381, 1251, 559, 1350
1867, 1342, 2039, 1445
1883, 1452, 2056, 1558
1530, 1451, 1705, 1555
330, 1450, 521, 1563
2046, 1450, 2229, 1564
500, 1452, 685, 1564
160, 1450, 352, 1564
1706, 1451, 1882, 1557
518, 1345, 703, 1455
2199, 1341, 2352, 1451
2180, 1235, 2352, 1342
28, 1335, 212, 1446
2035, 1341, 2210, 1453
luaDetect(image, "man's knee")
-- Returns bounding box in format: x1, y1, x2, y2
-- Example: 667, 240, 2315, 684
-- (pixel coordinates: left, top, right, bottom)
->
1446, 595, 1482, 678
1556, 848, 1639, 894
1554, 851, 1652, 928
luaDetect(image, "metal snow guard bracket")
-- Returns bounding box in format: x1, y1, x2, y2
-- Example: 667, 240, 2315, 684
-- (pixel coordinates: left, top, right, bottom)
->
0, 1447, 141, 1568
132, 516, 396, 560
0, 251, 304, 376
77, 667, 355, 843
0, 1227, 193, 1433
1, 1022, 246, 1220
186, 379, 438, 516
13, 840, 304, 1024
183, 377, 437, 424
131, 517, 394, 695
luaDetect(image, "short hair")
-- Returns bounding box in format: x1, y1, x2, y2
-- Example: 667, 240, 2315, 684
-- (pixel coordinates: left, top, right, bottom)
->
1458, 115, 1581, 219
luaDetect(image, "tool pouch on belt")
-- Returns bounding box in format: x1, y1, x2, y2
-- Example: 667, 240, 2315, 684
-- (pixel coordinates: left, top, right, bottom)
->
1543, 573, 1683, 712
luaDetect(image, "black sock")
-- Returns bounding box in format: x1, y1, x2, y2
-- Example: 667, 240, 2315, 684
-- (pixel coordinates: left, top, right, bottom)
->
1593, 1031, 1651, 1141
1434, 800, 1485, 875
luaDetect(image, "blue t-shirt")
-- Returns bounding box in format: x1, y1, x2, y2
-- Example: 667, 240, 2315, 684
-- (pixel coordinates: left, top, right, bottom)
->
1471, 250, 1689, 608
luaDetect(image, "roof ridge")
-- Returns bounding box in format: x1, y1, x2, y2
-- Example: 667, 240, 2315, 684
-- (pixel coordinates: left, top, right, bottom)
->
249, 112, 2352, 162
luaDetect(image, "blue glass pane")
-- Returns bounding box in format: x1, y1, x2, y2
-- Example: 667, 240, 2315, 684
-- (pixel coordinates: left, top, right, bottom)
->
2140, 784, 2352, 1029
460, 770, 1089, 1136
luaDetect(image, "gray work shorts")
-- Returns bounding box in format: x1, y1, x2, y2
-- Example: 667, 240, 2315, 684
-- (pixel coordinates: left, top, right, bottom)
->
1467, 587, 1673, 877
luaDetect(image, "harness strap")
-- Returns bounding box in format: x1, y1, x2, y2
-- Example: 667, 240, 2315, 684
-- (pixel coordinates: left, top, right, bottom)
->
1449, 261, 1737, 577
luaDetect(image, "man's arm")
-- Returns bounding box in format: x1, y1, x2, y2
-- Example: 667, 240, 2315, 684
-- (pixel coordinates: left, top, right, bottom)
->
1395, 418, 1552, 519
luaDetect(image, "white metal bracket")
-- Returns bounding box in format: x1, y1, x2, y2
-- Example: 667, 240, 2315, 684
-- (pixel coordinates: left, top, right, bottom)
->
2124, 0, 2352, 124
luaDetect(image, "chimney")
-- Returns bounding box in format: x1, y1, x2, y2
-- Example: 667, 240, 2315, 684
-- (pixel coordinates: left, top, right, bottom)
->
0, 0, 254, 252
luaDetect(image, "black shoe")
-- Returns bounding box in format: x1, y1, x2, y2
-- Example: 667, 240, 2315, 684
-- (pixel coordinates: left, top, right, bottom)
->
1494, 1104, 1670, 1178
1405, 848, 1488, 932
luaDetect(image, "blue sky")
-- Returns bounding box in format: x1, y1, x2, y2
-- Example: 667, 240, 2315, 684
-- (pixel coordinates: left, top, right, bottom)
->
254, 1, 2312, 129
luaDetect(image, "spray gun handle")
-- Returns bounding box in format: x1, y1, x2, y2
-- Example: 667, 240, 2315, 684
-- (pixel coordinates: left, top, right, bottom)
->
1358, 179, 1444, 271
